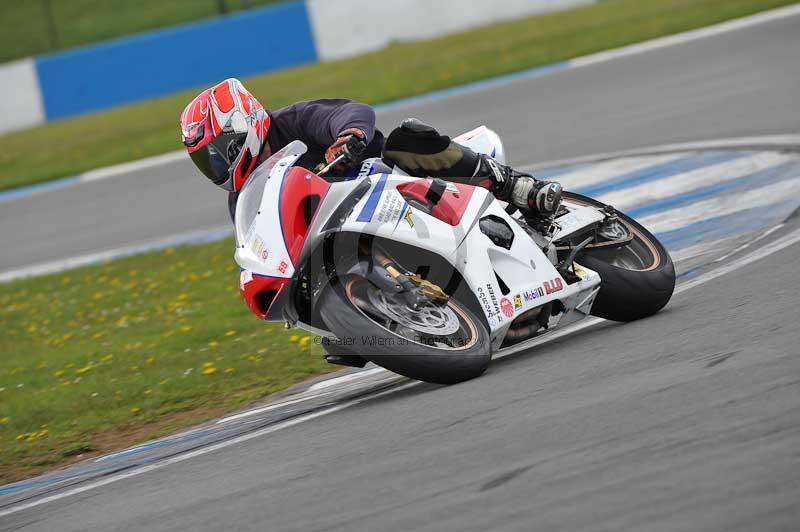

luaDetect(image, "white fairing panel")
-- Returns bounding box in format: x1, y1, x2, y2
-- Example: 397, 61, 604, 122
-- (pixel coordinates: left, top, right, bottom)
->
234, 141, 307, 278
453, 125, 506, 164
338, 173, 600, 346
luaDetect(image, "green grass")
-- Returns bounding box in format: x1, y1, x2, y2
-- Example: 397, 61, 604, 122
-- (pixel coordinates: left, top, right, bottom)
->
1, 0, 796, 192
0, 0, 285, 63
0, 239, 335, 483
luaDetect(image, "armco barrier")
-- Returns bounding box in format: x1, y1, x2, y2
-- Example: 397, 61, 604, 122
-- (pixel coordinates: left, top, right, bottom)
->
35, 1, 316, 121
0, 0, 594, 133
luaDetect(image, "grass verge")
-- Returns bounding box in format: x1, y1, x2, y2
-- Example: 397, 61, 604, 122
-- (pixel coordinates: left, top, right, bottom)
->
1, 0, 797, 191
0, 238, 336, 484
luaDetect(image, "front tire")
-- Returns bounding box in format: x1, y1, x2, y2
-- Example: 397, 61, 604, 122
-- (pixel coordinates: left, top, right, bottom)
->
319, 277, 491, 384
563, 192, 676, 322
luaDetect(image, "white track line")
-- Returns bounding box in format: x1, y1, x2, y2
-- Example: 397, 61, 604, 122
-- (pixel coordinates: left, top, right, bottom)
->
640, 177, 800, 233
551, 153, 686, 189
597, 151, 797, 210
525, 135, 800, 172
3, 225, 800, 517
0, 225, 232, 283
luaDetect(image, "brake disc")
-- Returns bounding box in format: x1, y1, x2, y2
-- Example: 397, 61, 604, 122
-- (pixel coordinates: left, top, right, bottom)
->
367, 289, 461, 335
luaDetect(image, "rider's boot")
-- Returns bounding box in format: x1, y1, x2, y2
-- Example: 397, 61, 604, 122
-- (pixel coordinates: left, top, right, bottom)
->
470, 154, 563, 221
383, 118, 562, 221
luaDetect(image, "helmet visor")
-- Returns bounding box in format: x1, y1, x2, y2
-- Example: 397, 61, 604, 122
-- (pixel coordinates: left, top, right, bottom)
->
189, 132, 247, 188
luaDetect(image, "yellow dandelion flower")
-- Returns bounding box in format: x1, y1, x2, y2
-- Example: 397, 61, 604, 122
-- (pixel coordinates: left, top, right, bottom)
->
131, 407, 141, 414
54, 370, 65, 378
144, 389, 152, 395
177, 293, 189, 301
202, 362, 215, 368
202, 366, 217, 376
299, 336, 311, 347
76, 365, 92, 374
101, 354, 114, 362
289, 335, 300, 343
180, 325, 193, 333
225, 330, 236, 337
207, 341, 218, 348
16, 434, 26, 441
0, 417, 9, 425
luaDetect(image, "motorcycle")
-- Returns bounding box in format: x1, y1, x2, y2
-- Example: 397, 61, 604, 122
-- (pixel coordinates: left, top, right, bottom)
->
234, 126, 675, 384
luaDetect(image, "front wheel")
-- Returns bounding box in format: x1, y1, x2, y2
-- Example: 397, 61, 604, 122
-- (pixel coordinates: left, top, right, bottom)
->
562, 192, 676, 322
319, 276, 491, 384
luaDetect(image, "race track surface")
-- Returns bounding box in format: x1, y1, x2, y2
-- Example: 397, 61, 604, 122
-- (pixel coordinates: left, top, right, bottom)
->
2, 8, 800, 532
1, 9, 800, 273
2, 228, 799, 531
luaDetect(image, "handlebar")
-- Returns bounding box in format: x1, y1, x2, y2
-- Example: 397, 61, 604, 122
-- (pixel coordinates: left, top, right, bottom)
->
316, 153, 348, 178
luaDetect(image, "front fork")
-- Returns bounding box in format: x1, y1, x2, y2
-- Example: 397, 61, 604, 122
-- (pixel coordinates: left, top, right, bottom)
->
355, 239, 449, 310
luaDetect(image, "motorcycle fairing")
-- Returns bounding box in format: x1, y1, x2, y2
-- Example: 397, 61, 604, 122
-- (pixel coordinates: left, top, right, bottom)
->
336, 173, 602, 348
235, 135, 603, 350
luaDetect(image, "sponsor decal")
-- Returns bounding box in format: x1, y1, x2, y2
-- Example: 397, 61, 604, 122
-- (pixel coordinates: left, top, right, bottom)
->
477, 286, 502, 326
500, 297, 514, 318
357, 160, 374, 178
477, 286, 492, 316
375, 193, 404, 224
543, 277, 564, 295
249, 236, 270, 263
277, 259, 289, 274
523, 287, 545, 302
239, 270, 253, 290
403, 207, 414, 228
513, 294, 523, 309
445, 182, 459, 193
485, 283, 502, 319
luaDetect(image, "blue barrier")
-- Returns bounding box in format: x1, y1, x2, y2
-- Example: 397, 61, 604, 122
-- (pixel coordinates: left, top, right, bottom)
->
35, 1, 317, 120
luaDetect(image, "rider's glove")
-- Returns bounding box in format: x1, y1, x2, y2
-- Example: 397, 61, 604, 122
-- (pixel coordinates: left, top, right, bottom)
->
325, 128, 368, 173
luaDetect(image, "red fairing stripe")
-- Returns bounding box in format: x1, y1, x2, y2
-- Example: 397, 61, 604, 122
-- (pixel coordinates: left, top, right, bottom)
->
240, 274, 288, 320
280, 167, 331, 263
397, 179, 476, 226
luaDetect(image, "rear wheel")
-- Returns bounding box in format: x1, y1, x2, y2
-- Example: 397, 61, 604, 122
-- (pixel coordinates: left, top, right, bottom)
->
562, 192, 675, 322
319, 276, 491, 384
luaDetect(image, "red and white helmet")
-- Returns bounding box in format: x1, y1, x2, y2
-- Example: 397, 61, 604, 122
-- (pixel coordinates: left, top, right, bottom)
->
180, 78, 270, 192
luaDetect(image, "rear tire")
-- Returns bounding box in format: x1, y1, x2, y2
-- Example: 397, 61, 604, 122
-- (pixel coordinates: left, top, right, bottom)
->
319, 277, 491, 384
563, 192, 676, 322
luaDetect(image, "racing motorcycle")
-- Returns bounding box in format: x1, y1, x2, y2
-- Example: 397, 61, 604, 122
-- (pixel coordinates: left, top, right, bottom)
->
234, 126, 675, 384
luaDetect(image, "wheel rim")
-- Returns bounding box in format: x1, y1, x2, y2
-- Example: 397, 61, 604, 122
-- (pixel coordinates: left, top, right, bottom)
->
344, 277, 480, 351
563, 198, 662, 272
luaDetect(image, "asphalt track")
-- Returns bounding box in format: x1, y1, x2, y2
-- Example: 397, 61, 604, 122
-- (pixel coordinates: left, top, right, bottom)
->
2, 8, 800, 532
2, 7, 800, 273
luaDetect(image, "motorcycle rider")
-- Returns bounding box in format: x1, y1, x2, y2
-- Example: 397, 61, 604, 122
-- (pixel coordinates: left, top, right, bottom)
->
181, 78, 562, 223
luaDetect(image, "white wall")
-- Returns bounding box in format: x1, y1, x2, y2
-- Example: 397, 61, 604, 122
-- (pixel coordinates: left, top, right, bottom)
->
307, 0, 595, 61
0, 59, 45, 133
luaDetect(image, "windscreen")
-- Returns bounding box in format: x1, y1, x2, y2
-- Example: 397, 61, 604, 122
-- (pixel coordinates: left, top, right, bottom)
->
235, 140, 307, 245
